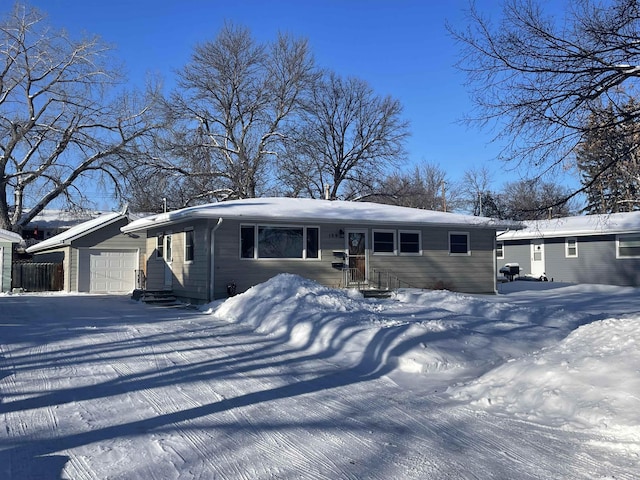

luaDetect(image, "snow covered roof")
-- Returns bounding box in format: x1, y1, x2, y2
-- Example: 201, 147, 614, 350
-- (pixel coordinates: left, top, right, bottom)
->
0, 228, 23, 244
22, 209, 112, 229
498, 211, 640, 240
122, 197, 517, 233
26, 210, 127, 253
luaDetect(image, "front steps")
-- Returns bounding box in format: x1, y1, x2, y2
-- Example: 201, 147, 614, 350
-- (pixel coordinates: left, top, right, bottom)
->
131, 289, 179, 306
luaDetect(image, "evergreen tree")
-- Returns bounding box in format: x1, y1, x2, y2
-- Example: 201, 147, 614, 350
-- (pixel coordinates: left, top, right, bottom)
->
576, 100, 640, 214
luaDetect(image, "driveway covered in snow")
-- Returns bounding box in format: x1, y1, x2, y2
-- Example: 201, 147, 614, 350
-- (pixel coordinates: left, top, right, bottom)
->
0, 280, 638, 479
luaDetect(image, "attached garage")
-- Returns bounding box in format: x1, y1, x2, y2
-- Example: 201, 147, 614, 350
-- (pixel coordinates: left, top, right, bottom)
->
79, 249, 138, 293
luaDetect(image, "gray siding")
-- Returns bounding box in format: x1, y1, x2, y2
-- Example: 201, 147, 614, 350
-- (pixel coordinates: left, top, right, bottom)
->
141, 218, 499, 303
1, 242, 12, 292
500, 235, 640, 286
499, 240, 531, 276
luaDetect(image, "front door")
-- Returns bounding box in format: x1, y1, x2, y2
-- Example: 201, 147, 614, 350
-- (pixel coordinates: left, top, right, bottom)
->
346, 230, 367, 284
530, 239, 545, 278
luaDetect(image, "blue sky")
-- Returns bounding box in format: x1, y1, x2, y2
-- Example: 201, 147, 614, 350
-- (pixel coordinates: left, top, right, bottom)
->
21, 0, 576, 207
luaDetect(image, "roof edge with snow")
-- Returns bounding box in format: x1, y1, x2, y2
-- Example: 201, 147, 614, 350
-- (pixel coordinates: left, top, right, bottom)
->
121, 198, 519, 233
26, 210, 127, 253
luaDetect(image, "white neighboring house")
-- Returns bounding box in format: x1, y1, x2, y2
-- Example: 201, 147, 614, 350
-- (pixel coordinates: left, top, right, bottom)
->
0, 228, 24, 292
26, 208, 147, 293
497, 211, 640, 286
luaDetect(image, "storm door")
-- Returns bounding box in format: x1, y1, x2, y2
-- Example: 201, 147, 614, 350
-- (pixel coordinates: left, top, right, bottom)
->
530, 239, 545, 278
345, 230, 367, 284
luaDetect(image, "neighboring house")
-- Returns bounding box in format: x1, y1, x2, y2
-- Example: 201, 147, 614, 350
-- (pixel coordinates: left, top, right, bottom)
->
26, 208, 147, 293
497, 211, 640, 286
20, 209, 112, 247
0, 229, 23, 292
122, 197, 514, 304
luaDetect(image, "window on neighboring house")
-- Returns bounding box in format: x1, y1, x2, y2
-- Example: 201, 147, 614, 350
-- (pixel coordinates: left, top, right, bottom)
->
399, 230, 421, 255
565, 237, 578, 258
373, 230, 396, 255
156, 234, 164, 259
185, 229, 194, 262
240, 225, 320, 259
617, 234, 640, 258
449, 232, 470, 255
496, 241, 504, 259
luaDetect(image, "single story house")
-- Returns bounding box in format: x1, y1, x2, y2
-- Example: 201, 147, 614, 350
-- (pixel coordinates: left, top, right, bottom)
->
122, 197, 515, 304
497, 211, 640, 286
26, 207, 147, 293
0, 228, 23, 292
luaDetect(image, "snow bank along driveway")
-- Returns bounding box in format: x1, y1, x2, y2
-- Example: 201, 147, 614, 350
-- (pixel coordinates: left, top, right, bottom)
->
0, 275, 638, 479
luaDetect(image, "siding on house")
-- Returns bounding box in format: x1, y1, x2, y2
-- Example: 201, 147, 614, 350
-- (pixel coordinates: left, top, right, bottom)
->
498, 213, 640, 287
143, 218, 498, 302
502, 235, 640, 286
1, 229, 22, 292
1, 242, 12, 292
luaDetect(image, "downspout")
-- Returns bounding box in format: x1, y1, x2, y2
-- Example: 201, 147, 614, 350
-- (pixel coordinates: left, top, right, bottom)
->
209, 218, 224, 302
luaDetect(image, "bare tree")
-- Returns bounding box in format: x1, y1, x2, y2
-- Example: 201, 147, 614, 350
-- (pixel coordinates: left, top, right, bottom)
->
450, 0, 640, 198
158, 23, 317, 203
279, 71, 410, 200
0, 3, 160, 232
460, 165, 495, 215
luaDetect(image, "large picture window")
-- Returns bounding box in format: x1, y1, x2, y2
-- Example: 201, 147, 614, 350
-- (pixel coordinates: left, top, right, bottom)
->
241, 225, 320, 259
449, 232, 470, 256
617, 234, 640, 258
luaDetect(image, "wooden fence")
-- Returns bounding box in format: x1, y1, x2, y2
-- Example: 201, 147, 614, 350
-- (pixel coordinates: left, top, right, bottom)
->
12, 262, 64, 292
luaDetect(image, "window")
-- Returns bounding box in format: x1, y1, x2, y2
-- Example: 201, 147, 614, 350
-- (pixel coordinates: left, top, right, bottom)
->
156, 234, 164, 259
306, 227, 319, 259
373, 230, 396, 255
617, 234, 640, 258
259, 226, 304, 258
449, 232, 470, 255
185, 229, 194, 262
565, 237, 578, 258
240, 225, 320, 259
165, 234, 172, 262
496, 241, 504, 259
399, 230, 421, 255
240, 225, 256, 259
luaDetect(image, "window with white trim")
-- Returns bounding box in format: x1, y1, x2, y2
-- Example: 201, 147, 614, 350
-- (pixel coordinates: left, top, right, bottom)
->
373, 230, 396, 255
156, 234, 164, 259
184, 229, 195, 262
449, 232, 470, 255
240, 225, 320, 259
164, 234, 172, 262
617, 234, 640, 258
496, 241, 504, 259
565, 237, 578, 258
399, 230, 421, 255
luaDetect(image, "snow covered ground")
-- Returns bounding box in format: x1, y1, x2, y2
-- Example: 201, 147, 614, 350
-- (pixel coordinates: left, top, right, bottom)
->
1, 275, 639, 479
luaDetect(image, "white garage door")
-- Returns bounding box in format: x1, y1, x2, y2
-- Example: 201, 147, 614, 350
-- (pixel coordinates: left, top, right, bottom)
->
87, 250, 137, 293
